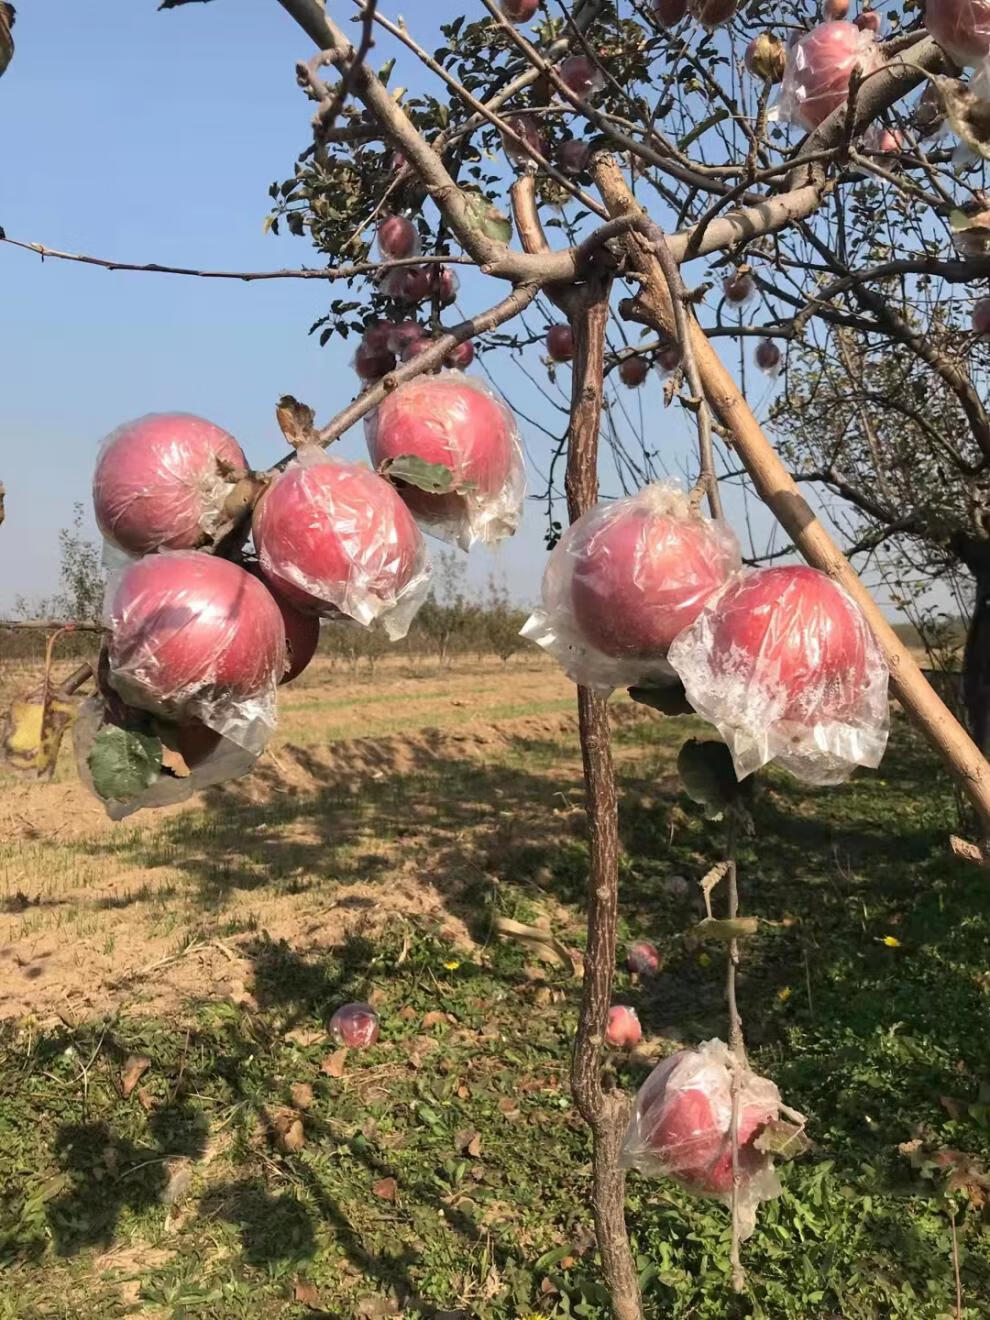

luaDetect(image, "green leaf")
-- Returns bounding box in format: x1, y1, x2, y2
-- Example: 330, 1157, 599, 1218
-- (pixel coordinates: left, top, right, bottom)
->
677, 109, 729, 152
689, 916, 760, 942
628, 682, 693, 717
381, 454, 454, 493
87, 725, 162, 802
463, 192, 512, 244
753, 1119, 812, 1160
677, 738, 739, 809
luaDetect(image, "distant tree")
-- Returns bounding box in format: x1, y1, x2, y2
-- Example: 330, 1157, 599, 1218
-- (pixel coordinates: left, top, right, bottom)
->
15, 504, 105, 625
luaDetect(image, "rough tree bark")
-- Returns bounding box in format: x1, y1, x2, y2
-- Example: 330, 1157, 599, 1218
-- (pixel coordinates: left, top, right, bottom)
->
963, 560, 990, 755
565, 280, 644, 1320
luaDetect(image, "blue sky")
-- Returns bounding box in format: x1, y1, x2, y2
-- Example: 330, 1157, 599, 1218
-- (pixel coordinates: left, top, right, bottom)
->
0, 0, 902, 618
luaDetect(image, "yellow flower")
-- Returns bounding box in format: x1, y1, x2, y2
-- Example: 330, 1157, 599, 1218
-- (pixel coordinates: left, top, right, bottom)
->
881, 936, 901, 948
777, 986, 792, 1003
697, 952, 711, 967
443, 959, 461, 970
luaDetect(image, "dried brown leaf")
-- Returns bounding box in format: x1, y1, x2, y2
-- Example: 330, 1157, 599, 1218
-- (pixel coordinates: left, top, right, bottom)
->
293, 1280, 322, 1309
372, 1176, 398, 1202
290, 1082, 315, 1111
320, 1047, 348, 1078
121, 1054, 151, 1099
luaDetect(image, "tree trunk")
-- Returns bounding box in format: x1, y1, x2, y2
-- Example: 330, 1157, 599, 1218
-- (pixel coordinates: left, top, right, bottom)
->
964, 566, 990, 754
566, 280, 644, 1320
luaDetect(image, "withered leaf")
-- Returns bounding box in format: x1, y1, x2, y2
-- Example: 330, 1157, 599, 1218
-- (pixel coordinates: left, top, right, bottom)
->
320, 1047, 348, 1077
372, 1176, 398, 1202
120, 1054, 151, 1099
271, 1108, 305, 1153
293, 1280, 322, 1309
275, 394, 316, 448
753, 1119, 812, 1160
290, 1082, 315, 1111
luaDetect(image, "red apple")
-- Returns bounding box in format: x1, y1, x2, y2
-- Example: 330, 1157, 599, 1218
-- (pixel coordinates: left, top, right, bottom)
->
428, 265, 459, 306
703, 566, 871, 722
93, 413, 247, 555
366, 374, 518, 536
558, 54, 604, 99
354, 338, 397, 382
825, 0, 849, 16
377, 215, 418, 260
781, 21, 881, 131
546, 323, 575, 362
627, 940, 662, 976
570, 489, 740, 660
501, 112, 548, 168
651, 1086, 774, 1195
925, 0, 990, 66
381, 266, 432, 304
652, 0, 688, 27
252, 456, 427, 624
499, 0, 539, 20
755, 339, 781, 373
606, 1005, 643, 1049
688, 0, 738, 25
330, 1002, 380, 1048
107, 552, 286, 723
723, 270, 755, 305
854, 7, 881, 33
973, 297, 990, 337
558, 138, 592, 175
384, 319, 425, 356
445, 339, 475, 369
619, 356, 650, 388
246, 564, 320, 684
657, 342, 682, 373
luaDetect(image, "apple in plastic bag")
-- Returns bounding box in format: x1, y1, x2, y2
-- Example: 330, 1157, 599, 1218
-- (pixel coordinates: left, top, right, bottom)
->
606, 1005, 643, 1048
651, 1085, 772, 1194
627, 940, 662, 975
925, 0, 990, 66
252, 456, 426, 623
570, 494, 739, 659
107, 552, 286, 721
365, 373, 518, 536
330, 1001, 380, 1048
652, 0, 687, 28
93, 413, 247, 555
782, 21, 879, 131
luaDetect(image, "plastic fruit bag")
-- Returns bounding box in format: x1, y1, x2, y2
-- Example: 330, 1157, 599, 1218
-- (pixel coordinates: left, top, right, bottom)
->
667, 564, 889, 785
620, 1039, 781, 1240
521, 481, 741, 694
93, 413, 248, 556
776, 21, 882, 131
925, 0, 990, 68
365, 371, 525, 550
252, 447, 431, 640
105, 551, 285, 753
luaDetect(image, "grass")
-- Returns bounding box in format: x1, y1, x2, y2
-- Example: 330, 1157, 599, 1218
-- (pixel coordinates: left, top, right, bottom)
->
1, 682, 990, 1316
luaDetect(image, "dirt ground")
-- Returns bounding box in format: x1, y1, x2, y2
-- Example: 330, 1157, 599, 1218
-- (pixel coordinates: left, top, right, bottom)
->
0, 655, 630, 1025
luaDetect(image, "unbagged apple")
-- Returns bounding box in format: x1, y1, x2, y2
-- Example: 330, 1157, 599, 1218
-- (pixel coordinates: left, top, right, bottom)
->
377, 215, 419, 260
558, 54, 604, 98
619, 356, 650, 388
755, 339, 781, 373
252, 455, 427, 624
93, 413, 247, 555
546, 323, 575, 361
926, 0, 990, 65
606, 1005, 643, 1049
107, 552, 286, 722
627, 940, 662, 976
365, 373, 518, 536
723, 270, 755, 305
354, 336, 397, 382
499, 0, 539, 20
445, 339, 475, 369
570, 488, 740, 659
330, 1002, 380, 1048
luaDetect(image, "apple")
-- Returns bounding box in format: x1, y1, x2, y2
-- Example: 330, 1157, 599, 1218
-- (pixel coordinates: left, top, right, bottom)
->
627, 940, 662, 976
657, 342, 682, 373
745, 32, 786, 82
723, 270, 755, 305
377, 215, 418, 260
854, 7, 881, 33
619, 356, 650, 388
698, 565, 870, 723
501, 112, 548, 168
381, 266, 432, 304
547, 323, 575, 362
925, 0, 990, 66
93, 413, 248, 555
649, 1084, 773, 1194
252, 455, 427, 624
570, 487, 740, 661
973, 297, 990, 337
780, 21, 881, 131
383, 319, 425, 356
558, 138, 592, 175
755, 339, 781, 373
354, 337, 397, 382
499, 0, 539, 20
606, 1005, 643, 1049
652, 0, 687, 27
558, 54, 604, 99
106, 552, 286, 725
445, 339, 475, 369
365, 373, 518, 538
688, 0, 738, 25
245, 564, 320, 684
428, 265, 459, 306
330, 1001, 380, 1048
824, 0, 849, 16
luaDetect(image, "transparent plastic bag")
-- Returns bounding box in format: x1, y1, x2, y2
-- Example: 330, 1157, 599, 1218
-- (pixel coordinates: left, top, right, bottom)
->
620, 1039, 781, 1240
73, 695, 266, 820
776, 21, 882, 131
365, 371, 526, 551
521, 481, 741, 694
667, 565, 889, 785
93, 413, 248, 556
251, 447, 431, 640
105, 550, 285, 753
926, 0, 990, 68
